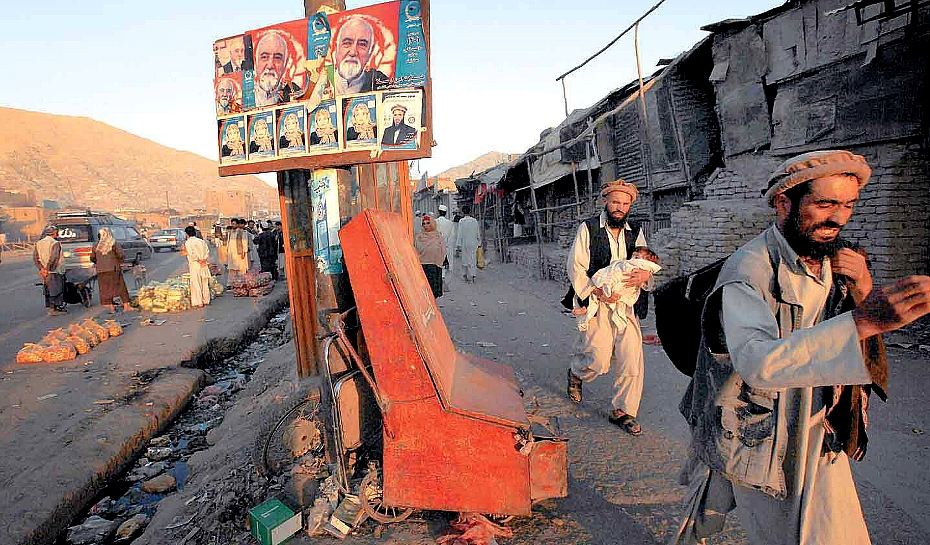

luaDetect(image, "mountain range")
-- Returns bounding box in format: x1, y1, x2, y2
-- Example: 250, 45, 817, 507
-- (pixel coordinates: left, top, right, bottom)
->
0, 107, 277, 214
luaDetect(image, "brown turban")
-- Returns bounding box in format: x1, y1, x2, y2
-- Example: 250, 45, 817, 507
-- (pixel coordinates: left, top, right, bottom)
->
600, 179, 639, 202
762, 150, 871, 207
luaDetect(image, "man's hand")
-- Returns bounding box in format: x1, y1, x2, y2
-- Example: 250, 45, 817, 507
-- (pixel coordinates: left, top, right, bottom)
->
593, 287, 620, 304
623, 269, 653, 288
853, 275, 930, 339
833, 248, 873, 304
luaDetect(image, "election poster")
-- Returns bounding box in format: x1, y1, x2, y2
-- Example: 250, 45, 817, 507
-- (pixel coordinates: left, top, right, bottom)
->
307, 99, 341, 153
246, 111, 276, 161
378, 89, 421, 150
343, 94, 378, 150
218, 117, 247, 164
310, 169, 344, 274
215, 73, 243, 116
248, 19, 312, 109
276, 105, 308, 157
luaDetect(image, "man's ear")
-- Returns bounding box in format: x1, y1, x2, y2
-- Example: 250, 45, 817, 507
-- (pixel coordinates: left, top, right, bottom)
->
773, 193, 791, 223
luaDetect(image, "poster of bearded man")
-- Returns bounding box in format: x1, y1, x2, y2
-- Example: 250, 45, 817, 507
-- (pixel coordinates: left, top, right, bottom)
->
246, 111, 277, 161
215, 74, 243, 116
327, 3, 400, 97
247, 20, 313, 108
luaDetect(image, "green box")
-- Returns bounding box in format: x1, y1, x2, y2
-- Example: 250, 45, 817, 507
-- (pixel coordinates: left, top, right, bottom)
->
249, 499, 301, 545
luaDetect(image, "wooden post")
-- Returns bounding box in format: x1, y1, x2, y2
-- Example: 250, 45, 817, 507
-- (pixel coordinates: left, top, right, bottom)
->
526, 158, 546, 279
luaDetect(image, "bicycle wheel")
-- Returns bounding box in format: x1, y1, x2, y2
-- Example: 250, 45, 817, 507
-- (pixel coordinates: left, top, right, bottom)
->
256, 395, 323, 477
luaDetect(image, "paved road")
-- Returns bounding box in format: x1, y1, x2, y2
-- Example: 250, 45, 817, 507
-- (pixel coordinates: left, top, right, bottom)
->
0, 250, 187, 368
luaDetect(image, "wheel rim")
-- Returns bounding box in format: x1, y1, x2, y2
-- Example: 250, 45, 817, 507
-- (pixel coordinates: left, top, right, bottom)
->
360, 469, 414, 524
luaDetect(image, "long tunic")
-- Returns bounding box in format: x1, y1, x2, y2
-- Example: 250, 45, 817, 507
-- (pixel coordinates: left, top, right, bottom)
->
454, 216, 480, 278
720, 227, 871, 545
225, 230, 250, 273
92, 243, 130, 305
435, 215, 455, 276
185, 236, 212, 307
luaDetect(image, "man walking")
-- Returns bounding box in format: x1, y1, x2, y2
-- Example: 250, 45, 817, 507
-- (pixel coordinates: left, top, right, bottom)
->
455, 205, 480, 283
255, 224, 279, 281
33, 225, 67, 315
673, 150, 930, 545
184, 226, 212, 308
566, 180, 652, 435
274, 221, 286, 279
435, 205, 455, 282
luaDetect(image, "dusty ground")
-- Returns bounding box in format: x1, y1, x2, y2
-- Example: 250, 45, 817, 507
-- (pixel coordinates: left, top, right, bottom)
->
132, 260, 930, 545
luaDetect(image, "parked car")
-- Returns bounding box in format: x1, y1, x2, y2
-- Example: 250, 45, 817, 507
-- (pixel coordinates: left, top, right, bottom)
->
53, 210, 154, 271
149, 228, 185, 252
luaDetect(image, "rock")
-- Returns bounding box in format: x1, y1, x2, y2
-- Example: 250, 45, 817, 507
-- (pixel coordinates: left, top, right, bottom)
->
551, 517, 565, 527
128, 461, 167, 482
87, 497, 114, 516
145, 447, 173, 461
201, 384, 229, 397
67, 516, 118, 545
142, 474, 177, 494
114, 514, 149, 542
149, 435, 171, 448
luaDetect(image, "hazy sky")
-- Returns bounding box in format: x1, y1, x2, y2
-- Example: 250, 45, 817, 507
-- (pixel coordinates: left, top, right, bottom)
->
0, 0, 782, 184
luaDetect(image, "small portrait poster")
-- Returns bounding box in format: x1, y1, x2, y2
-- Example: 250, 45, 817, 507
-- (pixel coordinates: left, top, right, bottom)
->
343, 94, 378, 150
248, 19, 312, 109
379, 90, 422, 150
310, 169, 344, 274
247, 111, 276, 161
307, 100, 340, 153
213, 34, 248, 77
276, 105, 307, 157
215, 73, 243, 116
218, 117, 247, 164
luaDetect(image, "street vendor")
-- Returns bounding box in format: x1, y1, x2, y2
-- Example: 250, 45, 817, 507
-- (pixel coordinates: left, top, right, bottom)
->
33, 225, 67, 315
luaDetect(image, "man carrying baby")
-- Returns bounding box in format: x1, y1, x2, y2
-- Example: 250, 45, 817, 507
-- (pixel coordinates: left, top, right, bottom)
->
565, 179, 655, 435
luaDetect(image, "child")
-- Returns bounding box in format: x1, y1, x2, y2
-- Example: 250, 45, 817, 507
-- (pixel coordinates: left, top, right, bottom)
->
575, 246, 661, 332
130, 256, 147, 289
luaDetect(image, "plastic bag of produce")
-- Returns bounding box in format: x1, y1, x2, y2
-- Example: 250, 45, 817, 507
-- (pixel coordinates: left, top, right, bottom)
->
16, 343, 45, 364
82, 319, 110, 342
66, 335, 91, 355
41, 342, 77, 363
103, 320, 123, 337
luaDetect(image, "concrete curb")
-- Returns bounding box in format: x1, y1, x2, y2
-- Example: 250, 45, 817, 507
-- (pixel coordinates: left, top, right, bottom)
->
9, 288, 290, 545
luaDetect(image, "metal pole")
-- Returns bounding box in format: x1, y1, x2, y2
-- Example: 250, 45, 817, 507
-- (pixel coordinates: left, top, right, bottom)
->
526, 158, 546, 279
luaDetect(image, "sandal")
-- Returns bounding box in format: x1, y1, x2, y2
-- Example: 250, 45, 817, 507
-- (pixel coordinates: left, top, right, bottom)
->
567, 370, 583, 404
609, 411, 642, 436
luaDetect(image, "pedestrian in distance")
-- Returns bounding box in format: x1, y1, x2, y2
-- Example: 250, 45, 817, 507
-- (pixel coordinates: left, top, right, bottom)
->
254, 224, 280, 281
183, 226, 212, 308
455, 205, 480, 283
566, 179, 653, 435
274, 221, 286, 279
225, 218, 250, 286
91, 227, 133, 313
414, 214, 446, 299
33, 225, 68, 315
672, 150, 930, 545
435, 205, 456, 284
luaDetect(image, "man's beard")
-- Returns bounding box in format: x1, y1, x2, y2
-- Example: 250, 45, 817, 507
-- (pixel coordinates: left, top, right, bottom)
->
258, 69, 282, 95
782, 207, 845, 259
605, 208, 627, 228
219, 96, 230, 109
338, 57, 363, 81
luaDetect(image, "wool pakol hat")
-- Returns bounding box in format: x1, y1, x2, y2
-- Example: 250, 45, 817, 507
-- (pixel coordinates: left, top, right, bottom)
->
763, 150, 871, 207
438, 204, 448, 212
390, 104, 407, 114
600, 179, 639, 202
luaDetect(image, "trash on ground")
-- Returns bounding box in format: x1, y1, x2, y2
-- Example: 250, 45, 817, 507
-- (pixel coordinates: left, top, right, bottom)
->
436, 513, 514, 545
476, 342, 497, 348
37, 393, 58, 401
249, 498, 301, 545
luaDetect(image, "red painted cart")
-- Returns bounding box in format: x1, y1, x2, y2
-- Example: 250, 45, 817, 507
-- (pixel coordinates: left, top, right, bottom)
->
323, 209, 567, 522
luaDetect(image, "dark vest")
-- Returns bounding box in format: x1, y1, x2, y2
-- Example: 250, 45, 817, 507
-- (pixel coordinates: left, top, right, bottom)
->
561, 216, 649, 319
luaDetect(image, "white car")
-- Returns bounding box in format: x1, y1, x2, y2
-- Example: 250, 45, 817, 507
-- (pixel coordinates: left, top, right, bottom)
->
148, 228, 185, 252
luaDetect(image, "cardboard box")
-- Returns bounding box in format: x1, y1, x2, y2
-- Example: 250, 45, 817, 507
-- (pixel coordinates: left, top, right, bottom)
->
249, 499, 301, 545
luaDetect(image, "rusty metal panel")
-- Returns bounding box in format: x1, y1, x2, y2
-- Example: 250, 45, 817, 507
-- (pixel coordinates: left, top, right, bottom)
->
341, 210, 529, 427
340, 209, 535, 515
529, 439, 568, 502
